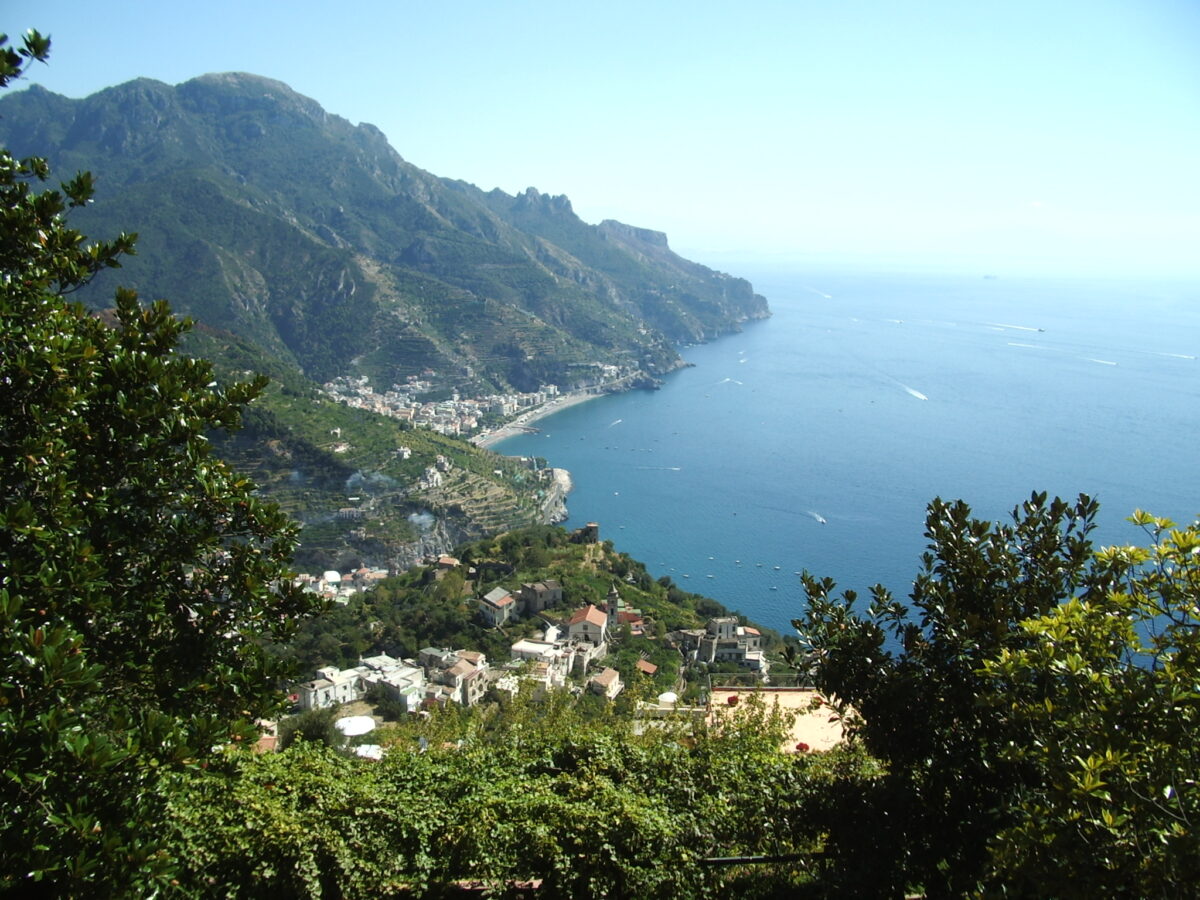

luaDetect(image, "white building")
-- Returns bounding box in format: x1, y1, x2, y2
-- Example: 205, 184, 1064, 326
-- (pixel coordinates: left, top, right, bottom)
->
567, 604, 609, 646
479, 587, 516, 627
589, 667, 623, 699
297, 653, 427, 712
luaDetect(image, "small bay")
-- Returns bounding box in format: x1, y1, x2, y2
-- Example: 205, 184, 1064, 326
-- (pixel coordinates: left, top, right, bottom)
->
496, 267, 1200, 634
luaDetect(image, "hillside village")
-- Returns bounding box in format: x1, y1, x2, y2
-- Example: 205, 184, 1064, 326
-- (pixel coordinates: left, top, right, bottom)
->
324, 367, 632, 439
288, 524, 777, 724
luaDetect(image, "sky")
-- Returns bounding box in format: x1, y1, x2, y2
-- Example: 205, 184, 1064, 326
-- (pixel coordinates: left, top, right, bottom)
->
5, 0, 1199, 277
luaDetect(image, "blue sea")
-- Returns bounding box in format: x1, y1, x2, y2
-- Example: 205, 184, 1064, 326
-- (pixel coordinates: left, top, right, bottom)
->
495, 267, 1200, 636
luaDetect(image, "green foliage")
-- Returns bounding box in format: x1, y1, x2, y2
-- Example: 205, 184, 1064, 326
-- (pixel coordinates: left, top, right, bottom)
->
277, 707, 341, 750
0, 29, 50, 88
166, 690, 858, 898
795, 492, 1099, 895
364, 683, 408, 722
0, 72, 768, 399
0, 52, 321, 893
607, 636, 682, 691
279, 525, 744, 675
796, 494, 1200, 897
183, 324, 562, 571
978, 511, 1200, 897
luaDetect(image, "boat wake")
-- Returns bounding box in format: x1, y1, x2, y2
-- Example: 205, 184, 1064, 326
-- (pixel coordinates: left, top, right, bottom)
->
806, 510, 828, 525
607, 418, 623, 428
878, 369, 929, 401
1082, 357, 1118, 366
988, 322, 1044, 333
635, 466, 682, 471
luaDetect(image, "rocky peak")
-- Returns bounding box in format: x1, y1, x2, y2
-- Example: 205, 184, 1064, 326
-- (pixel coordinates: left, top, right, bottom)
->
178, 72, 327, 122
598, 219, 669, 248
515, 186, 575, 215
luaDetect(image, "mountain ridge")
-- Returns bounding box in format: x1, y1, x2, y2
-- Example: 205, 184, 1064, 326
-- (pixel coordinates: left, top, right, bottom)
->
0, 72, 769, 394
0, 72, 771, 570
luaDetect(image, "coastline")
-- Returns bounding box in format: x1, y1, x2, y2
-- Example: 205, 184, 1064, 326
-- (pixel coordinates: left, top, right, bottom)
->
471, 390, 605, 450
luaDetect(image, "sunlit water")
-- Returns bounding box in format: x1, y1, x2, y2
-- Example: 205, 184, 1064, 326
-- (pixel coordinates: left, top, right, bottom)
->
495, 267, 1200, 634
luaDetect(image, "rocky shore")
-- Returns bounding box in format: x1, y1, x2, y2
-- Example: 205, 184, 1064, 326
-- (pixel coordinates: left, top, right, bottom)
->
542, 468, 573, 523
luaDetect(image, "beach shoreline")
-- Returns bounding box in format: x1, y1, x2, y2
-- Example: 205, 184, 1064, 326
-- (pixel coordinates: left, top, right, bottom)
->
470, 390, 604, 450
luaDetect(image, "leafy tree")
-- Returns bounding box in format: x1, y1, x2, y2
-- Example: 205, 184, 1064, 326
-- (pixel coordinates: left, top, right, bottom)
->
0, 33, 319, 893
167, 688, 847, 898
0, 29, 48, 87
796, 494, 1200, 897
794, 492, 1099, 897
979, 511, 1200, 897
278, 707, 341, 750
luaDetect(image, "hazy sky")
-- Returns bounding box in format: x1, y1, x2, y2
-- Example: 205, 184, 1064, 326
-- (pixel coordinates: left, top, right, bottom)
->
6, 0, 1199, 276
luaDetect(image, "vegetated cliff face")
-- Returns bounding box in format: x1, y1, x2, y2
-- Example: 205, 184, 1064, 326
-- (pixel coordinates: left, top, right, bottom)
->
0, 73, 770, 570
0, 73, 770, 396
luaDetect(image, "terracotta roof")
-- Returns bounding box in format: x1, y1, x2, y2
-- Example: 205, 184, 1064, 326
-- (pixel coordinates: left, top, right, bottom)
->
635, 659, 658, 675
592, 667, 619, 687
484, 587, 514, 607
568, 605, 607, 628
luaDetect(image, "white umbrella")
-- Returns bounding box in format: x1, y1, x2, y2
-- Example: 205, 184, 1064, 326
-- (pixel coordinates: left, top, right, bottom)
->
334, 715, 376, 736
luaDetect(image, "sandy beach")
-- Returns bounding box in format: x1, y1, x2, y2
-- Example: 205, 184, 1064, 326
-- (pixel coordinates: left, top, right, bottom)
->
471, 390, 603, 450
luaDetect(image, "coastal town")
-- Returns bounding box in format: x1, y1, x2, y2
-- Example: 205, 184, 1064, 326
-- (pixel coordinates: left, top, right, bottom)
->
322, 364, 639, 447
291, 560, 769, 710
282, 524, 843, 759
294, 367, 820, 745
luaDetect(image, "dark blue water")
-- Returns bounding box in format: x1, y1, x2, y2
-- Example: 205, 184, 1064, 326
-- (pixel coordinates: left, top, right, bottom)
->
496, 268, 1200, 634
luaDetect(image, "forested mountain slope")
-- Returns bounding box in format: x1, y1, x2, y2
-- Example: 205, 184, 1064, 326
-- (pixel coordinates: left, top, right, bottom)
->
0, 73, 769, 393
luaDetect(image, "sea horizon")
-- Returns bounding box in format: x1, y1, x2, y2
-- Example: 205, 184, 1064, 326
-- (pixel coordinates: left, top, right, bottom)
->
495, 265, 1200, 635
